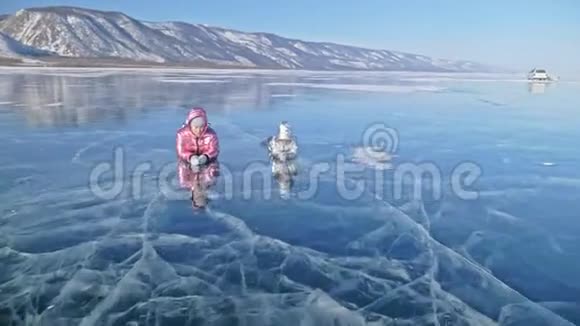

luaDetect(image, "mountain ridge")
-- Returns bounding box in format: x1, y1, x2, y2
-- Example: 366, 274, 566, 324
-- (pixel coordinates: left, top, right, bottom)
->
0, 6, 497, 72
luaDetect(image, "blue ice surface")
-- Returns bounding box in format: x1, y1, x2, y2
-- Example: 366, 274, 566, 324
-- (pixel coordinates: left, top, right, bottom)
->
0, 69, 579, 325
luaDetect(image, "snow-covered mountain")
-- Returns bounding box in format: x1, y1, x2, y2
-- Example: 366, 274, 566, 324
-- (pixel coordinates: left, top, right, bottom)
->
0, 31, 48, 59
0, 6, 494, 71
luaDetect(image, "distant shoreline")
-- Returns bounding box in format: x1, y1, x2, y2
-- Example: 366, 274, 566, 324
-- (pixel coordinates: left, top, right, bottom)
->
0, 56, 504, 74
0, 56, 261, 70
0, 64, 518, 75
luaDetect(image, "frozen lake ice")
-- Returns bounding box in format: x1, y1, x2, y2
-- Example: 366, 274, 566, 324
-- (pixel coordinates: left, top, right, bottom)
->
0, 68, 579, 325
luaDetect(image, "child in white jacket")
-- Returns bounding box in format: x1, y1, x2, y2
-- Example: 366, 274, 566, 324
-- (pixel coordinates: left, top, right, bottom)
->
266, 121, 298, 162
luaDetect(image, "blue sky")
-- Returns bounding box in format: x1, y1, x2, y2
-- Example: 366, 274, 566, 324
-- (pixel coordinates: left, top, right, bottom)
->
2, 0, 579, 74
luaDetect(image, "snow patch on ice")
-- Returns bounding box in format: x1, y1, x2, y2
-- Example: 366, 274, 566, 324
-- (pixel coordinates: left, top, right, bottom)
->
267, 82, 444, 93
351, 146, 395, 170
271, 94, 297, 98
157, 79, 230, 83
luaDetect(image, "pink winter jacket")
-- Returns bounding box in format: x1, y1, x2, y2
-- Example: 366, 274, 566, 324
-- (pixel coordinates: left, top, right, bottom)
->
176, 107, 220, 162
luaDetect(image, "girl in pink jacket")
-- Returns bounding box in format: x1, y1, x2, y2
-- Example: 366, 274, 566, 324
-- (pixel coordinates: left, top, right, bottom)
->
176, 107, 220, 166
